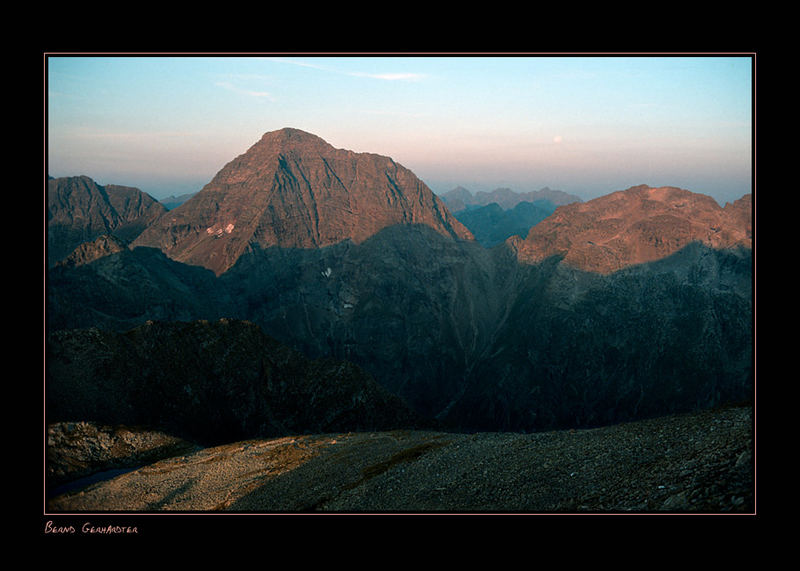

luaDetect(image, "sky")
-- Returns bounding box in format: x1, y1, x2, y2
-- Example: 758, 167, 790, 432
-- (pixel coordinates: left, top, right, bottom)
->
46, 54, 753, 205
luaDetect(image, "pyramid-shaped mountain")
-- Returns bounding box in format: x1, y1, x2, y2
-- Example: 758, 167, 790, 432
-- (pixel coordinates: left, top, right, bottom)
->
134, 128, 473, 275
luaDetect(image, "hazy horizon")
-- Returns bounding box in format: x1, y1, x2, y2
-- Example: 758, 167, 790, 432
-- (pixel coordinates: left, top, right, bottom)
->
46, 54, 753, 206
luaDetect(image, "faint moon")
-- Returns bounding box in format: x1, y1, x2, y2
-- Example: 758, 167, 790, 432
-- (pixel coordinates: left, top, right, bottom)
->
553, 135, 563, 144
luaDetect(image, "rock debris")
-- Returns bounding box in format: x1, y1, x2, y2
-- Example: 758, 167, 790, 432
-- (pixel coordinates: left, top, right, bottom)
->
47, 405, 753, 514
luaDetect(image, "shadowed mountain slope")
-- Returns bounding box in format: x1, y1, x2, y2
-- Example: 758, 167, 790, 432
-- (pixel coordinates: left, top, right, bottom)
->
47, 227, 752, 433
46, 319, 423, 446
453, 200, 557, 247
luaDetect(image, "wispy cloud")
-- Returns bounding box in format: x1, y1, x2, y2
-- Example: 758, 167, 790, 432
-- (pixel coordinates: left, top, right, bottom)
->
215, 81, 275, 101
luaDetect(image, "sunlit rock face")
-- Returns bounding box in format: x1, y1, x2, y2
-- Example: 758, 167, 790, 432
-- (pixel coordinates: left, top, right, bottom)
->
47, 175, 166, 267
133, 128, 472, 275
511, 185, 752, 274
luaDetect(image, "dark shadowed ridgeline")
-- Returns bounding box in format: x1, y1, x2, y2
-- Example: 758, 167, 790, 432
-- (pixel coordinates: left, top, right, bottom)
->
48, 226, 752, 434
46, 319, 423, 446
451, 200, 558, 247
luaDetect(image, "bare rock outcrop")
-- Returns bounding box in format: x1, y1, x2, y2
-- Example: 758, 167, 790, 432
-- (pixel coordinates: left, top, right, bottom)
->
46, 421, 199, 491
55, 234, 128, 268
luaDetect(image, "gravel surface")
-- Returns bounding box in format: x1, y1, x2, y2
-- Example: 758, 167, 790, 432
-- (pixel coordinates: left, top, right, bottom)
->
46, 405, 754, 514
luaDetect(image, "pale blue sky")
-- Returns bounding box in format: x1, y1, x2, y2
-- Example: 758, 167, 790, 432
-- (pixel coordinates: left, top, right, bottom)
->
47, 54, 753, 204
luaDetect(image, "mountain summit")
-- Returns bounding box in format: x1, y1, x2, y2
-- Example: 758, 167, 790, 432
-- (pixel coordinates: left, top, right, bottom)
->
47, 175, 166, 267
512, 185, 752, 273
134, 128, 472, 274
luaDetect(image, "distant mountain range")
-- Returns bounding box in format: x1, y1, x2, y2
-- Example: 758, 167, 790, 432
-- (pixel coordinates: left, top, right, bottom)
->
46, 128, 754, 441
451, 200, 558, 247
159, 192, 197, 210
440, 185, 582, 212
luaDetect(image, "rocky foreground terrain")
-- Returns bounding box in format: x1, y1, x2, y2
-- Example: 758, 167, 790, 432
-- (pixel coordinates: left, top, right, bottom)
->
46, 404, 753, 514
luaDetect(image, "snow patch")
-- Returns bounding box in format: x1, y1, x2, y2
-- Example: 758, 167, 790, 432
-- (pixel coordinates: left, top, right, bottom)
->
206, 222, 235, 237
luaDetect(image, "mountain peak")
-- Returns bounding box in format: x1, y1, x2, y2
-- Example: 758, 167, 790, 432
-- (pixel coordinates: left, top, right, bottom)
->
48, 175, 166, 267
134, 130, 472, 274
254, 128, 335, 152
513, 184, 752, 273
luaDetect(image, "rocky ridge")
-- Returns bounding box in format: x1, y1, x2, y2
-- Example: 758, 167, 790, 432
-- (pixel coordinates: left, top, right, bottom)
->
47, 175, 166, 267
46, 421, 200, 492
512, 185, 752, 274
55, 234, 128, 268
